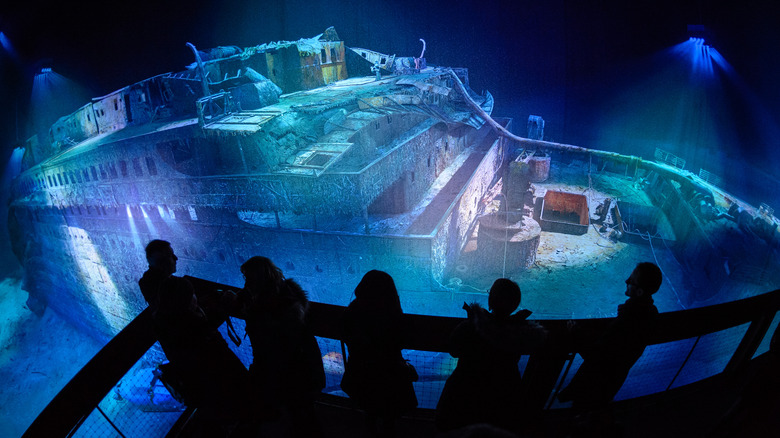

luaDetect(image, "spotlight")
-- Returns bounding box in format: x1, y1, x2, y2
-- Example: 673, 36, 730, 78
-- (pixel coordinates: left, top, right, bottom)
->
687, 25, 714, 48
0, 31, 17, 57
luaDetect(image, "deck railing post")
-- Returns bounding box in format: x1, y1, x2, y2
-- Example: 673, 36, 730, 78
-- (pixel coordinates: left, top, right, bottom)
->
724, 313, 775, 375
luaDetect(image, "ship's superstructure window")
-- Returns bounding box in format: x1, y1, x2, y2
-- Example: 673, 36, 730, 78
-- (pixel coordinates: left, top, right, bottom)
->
107, 163, 118, 179
57, 174, 63, 186
119, 161, 128, 177
90, 166, 98, 181
132, 158, 143, 177
146, 157, 157, 176
99, 164, 108, 180
83, 169, 90, 182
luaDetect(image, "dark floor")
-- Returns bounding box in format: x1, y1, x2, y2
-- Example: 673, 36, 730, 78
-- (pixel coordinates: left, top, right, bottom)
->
314, 353, 780, 438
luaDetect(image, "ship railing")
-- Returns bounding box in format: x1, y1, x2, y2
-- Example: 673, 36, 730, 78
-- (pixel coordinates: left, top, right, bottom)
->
196, 92, 233, 127
23, 277, 780, 437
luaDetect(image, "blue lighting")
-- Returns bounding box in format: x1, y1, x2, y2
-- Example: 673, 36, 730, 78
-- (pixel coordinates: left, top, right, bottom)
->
671, 38, 717, 78
29, 68, 92, 137
0, 31, 17, 58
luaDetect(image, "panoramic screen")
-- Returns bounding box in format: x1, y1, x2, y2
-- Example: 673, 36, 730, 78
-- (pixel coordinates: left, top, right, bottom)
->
1, 1, 779, 435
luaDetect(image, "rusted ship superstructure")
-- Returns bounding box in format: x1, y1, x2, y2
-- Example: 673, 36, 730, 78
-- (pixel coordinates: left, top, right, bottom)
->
8, 28, 780, 341
8, 28, 504, 338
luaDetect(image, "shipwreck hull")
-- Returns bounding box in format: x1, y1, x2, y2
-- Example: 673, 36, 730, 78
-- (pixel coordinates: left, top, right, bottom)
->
9, 120, 507, 339
9, 29, 780, 343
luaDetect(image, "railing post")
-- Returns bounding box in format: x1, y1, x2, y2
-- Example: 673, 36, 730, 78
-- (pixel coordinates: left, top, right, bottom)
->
724, 313, 775, 375
520, 349, 569, 411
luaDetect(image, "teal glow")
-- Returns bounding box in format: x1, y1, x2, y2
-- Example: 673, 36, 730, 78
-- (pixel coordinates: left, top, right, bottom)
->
590, 38, 779, 205
29, 68, 91, 137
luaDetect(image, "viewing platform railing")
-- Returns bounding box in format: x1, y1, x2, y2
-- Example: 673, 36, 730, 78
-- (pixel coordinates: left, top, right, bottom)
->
23, 276, 780, 437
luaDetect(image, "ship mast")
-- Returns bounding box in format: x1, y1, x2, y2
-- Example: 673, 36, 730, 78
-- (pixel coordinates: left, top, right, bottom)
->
186, 42, 211, 97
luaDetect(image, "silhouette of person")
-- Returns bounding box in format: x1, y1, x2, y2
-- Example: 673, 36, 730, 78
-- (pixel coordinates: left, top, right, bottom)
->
340, 270, 418, 437
152, 276, 251, 437
435, 278, 547, 434
236, 256, 325, 437
140, 239, 235, 323
557, 262, 662, 433
139, 239, 178, 307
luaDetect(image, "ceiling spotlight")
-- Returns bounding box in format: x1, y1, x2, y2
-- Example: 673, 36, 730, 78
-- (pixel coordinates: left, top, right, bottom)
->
687, 25, 714, 48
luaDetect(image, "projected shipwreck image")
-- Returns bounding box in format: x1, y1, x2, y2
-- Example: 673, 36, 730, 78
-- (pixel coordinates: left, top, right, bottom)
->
3, 3, 780, 435
6, 28, 780, 341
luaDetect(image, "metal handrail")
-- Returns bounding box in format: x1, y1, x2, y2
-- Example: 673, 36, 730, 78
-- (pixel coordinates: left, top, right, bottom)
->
23, 276, 780, 437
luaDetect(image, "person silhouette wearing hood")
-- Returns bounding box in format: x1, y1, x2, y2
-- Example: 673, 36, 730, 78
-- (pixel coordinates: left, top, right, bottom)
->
436, 278, 548, 434
236, 256, 325, 437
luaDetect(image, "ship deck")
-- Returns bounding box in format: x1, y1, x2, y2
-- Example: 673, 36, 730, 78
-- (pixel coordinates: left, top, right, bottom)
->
450, 165, 689, 319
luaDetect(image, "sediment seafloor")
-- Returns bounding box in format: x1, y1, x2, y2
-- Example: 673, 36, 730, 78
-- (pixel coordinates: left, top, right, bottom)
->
0, 278, 104, 437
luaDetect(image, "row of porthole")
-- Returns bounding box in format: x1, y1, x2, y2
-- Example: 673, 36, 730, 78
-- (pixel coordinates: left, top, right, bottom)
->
53, 210, 225, 265
27, 199, 202, 229
16, 156, 160, 197
62, 227, 220, 264
33, 217, 339, 283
